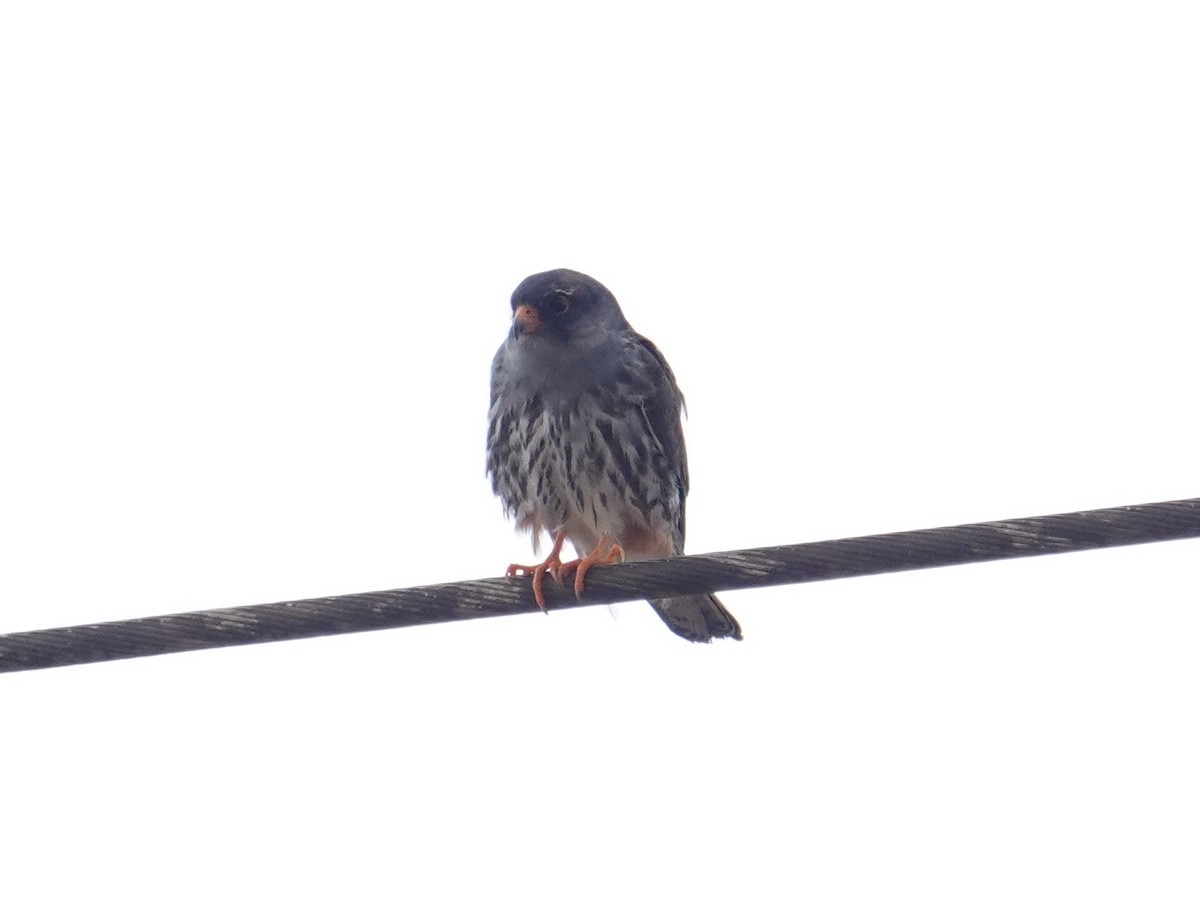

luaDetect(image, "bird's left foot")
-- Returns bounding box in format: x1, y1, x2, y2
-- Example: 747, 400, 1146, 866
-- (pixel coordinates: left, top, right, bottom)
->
558, 536, 626, 599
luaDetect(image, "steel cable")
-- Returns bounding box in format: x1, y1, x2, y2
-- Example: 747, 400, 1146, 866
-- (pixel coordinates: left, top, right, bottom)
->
2, 498, 1197, 673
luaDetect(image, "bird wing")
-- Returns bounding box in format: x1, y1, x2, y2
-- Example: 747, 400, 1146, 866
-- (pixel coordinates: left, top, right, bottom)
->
627, 335, 690, 552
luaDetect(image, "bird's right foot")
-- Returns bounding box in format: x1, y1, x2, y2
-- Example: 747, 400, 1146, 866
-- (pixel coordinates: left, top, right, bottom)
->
506, 531, 568, 612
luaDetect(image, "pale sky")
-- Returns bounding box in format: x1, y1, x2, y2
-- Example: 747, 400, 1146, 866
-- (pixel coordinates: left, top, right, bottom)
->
2, 2, 1197, 898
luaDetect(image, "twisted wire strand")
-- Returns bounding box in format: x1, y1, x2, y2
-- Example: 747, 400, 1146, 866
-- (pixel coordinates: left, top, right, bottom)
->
2, 498, 1197, 673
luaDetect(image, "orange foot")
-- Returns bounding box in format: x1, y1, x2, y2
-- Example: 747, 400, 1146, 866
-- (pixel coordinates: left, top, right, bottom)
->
558, 534, 626, 599
506, 531, 567, 612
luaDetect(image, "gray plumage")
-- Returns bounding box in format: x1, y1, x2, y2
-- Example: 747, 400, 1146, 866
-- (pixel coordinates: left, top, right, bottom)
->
486, 269, 741, 642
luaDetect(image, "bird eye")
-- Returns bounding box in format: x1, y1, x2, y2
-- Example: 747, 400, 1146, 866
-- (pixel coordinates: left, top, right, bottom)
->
545, 295, 570, 315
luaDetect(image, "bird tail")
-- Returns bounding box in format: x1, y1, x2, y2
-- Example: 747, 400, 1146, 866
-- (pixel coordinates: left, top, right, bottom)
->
649, 593, 742, 643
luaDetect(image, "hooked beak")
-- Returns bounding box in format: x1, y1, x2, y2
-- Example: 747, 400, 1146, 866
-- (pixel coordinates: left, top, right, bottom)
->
512, 303, 541, 336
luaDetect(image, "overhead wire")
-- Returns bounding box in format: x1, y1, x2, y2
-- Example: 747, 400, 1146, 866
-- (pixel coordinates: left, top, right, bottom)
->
1, 498, 1197, 673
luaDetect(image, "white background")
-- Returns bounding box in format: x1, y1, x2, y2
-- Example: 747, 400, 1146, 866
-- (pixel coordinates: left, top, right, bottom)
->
2, 2, 1197, 897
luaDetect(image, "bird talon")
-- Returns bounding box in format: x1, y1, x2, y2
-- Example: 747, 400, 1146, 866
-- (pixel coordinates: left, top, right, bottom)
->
567, 537, 627, 599
505, 532, 567, 613
531, 566, 549, 613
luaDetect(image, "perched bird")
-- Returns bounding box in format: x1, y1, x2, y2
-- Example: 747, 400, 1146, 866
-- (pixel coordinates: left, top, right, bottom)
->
486, 269, 742, 642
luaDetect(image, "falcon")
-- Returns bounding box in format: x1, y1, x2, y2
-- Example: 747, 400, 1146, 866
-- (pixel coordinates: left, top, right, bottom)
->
487, 269, 742, 642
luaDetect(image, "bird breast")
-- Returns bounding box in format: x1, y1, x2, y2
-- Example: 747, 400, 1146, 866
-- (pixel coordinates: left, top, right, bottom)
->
487, 388, 680, 557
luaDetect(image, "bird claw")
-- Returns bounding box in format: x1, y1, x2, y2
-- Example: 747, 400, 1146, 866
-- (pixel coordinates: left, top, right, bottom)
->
558, 540, 626, 599
506, 533, 626, 608
505, 561, 555, 612
504, 532, 628, 609
506, 532, 568, 612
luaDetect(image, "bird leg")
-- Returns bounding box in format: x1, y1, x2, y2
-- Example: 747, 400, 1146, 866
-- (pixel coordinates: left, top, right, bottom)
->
506, 531, 568, 612
557, 534, 627, 599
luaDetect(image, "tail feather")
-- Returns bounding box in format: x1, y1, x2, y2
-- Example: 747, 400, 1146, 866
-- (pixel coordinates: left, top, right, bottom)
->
649, 593, 742, 643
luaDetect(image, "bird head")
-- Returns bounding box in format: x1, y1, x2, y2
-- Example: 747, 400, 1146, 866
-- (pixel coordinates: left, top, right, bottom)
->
509, 269, 630, 346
